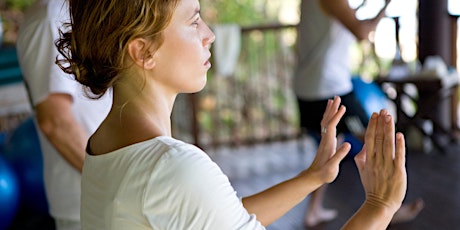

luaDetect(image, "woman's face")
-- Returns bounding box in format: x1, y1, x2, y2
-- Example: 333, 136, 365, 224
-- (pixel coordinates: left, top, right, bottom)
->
152, 0, 215, 94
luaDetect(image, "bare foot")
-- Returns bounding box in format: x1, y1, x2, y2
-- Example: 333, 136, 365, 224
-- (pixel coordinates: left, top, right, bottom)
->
305, 208, 338, 227
391, 198, 425, 224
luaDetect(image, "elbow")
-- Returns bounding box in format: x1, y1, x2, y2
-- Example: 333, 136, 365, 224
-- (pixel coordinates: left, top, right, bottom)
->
356, 34, 368, 42
354, 29, 371, 41
353, 21, 377, 42
36, 116, 57, 138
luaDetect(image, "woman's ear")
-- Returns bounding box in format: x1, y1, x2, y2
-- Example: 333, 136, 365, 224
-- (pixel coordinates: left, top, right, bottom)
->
127, 38, 156, 69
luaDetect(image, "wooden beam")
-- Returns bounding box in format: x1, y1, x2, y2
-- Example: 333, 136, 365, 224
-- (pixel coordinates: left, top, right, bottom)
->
418, 0, 453, 64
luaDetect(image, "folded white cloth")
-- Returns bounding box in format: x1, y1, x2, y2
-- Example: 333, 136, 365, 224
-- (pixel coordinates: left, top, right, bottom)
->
212, 24, 241, 77
419, 55, 448, 78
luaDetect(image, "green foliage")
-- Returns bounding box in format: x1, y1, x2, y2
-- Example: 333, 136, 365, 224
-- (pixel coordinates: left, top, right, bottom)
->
201, 0, 277, 25
4, 0, 35, 10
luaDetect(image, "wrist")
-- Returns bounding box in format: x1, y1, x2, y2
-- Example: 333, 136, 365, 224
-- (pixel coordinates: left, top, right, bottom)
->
297, 168, 325, 190
362, 196, 401, 218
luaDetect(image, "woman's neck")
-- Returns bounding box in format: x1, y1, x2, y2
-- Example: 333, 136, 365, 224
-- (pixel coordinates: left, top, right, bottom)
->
110, 77, 176, 137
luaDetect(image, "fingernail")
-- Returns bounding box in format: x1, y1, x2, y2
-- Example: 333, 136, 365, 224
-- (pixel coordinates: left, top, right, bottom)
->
371, 112, 378, 119
385, 114, 391, 123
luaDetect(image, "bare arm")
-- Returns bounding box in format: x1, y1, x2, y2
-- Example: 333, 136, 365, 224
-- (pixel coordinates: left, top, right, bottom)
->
240, 103, 406, 229
242, 97, 350, 226
319, 0, 391, 41
36, 93, 87, 172
342, 110, 407, 229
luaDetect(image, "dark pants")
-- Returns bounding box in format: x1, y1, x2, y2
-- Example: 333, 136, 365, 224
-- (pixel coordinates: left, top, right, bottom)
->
297, 92, 369, 144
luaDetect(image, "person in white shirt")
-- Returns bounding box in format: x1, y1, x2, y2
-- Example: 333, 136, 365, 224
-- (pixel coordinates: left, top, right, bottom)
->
56, 0, 408, 229
16, 0, 111, 229
294, 0, 424, 227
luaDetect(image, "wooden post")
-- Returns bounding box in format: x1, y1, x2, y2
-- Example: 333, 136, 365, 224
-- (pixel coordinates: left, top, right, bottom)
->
450, 16, 459, 133
418, 0, 453, 64
418, 0, 457, 140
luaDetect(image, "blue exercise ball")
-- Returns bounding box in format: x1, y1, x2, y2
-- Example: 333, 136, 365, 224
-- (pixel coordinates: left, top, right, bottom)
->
344, 77, 389, 158
0, 156, 20, 230
352, 77, 388, 118
343, 132, 362, 159
3, 117, 49, 214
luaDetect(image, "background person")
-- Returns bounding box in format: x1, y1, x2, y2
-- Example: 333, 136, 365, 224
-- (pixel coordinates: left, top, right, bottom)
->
16, 0, 111, 229
293, 0, 424, 227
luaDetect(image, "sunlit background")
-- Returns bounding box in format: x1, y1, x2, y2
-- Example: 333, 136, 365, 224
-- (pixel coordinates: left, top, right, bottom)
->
277, 0, 460, 68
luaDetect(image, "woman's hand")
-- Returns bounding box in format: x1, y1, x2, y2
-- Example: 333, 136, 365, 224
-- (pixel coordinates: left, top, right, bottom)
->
355, 109, 407, 213
306, 96, 351, 184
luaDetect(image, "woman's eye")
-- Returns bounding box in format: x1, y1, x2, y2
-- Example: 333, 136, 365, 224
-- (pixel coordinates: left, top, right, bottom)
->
192, 17, 199, 26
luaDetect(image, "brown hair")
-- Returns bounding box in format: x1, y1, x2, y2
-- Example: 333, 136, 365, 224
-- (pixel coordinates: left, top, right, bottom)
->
56, 0, 180, 98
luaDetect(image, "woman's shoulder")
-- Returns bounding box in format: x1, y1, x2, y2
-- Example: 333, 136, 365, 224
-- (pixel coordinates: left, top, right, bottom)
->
153, 137, 214, 169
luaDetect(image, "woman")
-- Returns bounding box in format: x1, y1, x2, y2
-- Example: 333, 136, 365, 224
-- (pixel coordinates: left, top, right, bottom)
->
56, 0, 407, 229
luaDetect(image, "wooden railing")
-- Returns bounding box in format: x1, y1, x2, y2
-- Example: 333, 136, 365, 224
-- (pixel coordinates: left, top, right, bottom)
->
172, 23, 300, 149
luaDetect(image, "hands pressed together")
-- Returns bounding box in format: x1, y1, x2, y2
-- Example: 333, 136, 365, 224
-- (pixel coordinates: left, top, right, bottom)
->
243, 96, 406, 228
308, 96, 407, 228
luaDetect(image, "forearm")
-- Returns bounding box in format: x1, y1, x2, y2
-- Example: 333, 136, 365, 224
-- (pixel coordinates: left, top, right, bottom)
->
320, 0, 391, 41
354, 4, 389, 41
36, 94, 87, 173
366, 1, 390, 32
39, 116, 87, 172
342, 201, 397, 230
242, 170, 322, 226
